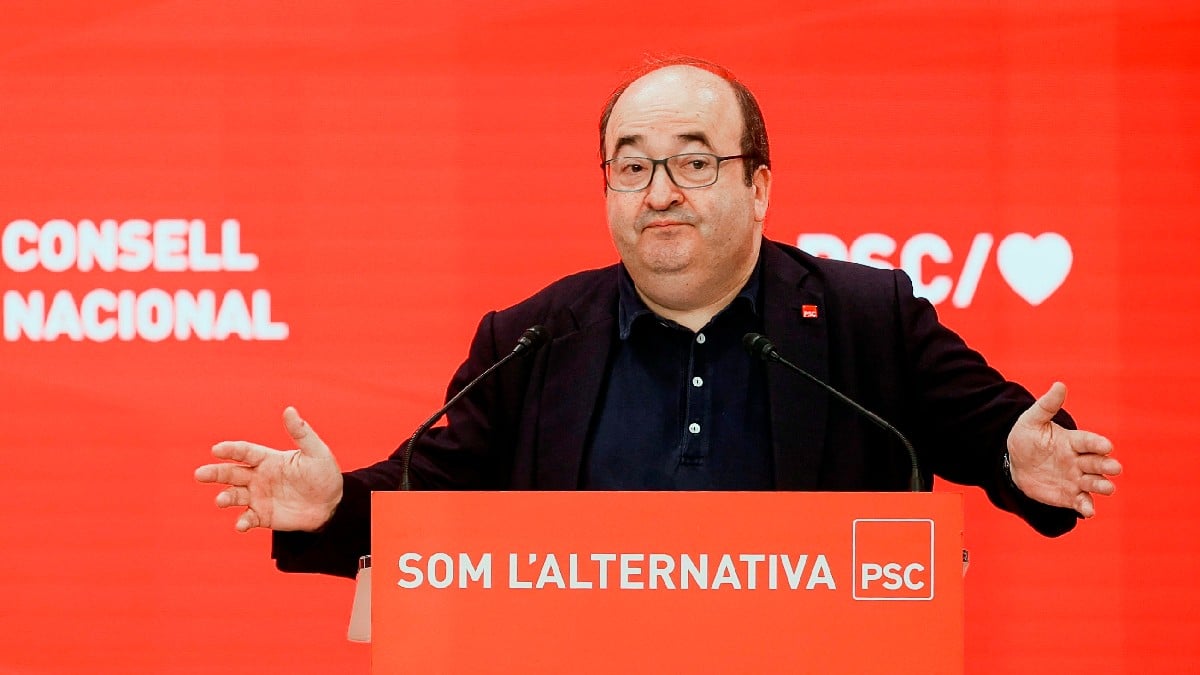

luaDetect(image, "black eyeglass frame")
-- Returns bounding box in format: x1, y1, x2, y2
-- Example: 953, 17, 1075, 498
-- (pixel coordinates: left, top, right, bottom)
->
600, 153, 749, 192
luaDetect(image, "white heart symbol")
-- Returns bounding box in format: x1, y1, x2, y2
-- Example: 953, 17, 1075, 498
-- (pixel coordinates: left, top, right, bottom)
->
996, 233, 1073, 306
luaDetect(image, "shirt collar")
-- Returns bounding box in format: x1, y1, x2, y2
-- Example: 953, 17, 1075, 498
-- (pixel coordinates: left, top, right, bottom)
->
616, 250, 763, 340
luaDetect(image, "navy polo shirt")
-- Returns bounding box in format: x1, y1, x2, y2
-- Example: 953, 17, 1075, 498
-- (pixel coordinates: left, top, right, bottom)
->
581, 258, 774, 490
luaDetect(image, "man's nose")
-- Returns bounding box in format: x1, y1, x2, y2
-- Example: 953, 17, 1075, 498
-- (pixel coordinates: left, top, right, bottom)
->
644, 164, 683, 210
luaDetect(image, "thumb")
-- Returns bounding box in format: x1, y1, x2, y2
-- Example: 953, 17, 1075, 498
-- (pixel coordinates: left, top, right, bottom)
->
282, 406, 333, 459
1016, 382, 1067, 429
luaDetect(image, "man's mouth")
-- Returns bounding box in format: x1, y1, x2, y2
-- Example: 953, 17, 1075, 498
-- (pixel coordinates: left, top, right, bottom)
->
642, 220, 689, 230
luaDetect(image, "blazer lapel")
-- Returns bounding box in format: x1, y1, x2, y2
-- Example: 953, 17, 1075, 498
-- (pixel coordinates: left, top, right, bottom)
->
535, 291, 616, 489
763, 244, 829, 490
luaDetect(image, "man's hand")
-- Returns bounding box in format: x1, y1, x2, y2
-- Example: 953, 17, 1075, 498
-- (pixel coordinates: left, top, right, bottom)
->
1007, 382, 1121, 518
194, 407, 343, 532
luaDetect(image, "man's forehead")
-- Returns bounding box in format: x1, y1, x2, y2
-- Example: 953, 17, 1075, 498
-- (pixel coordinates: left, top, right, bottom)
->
606, 66, 741, 154
621, 65, 728, 104
615, 67, 733, 117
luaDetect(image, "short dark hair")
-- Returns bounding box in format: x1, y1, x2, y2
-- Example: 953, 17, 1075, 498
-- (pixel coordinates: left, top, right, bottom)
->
599, 56, 771, 186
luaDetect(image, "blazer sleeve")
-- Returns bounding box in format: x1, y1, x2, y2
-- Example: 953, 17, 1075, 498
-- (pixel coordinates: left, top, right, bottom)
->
893, 269, 1079, 536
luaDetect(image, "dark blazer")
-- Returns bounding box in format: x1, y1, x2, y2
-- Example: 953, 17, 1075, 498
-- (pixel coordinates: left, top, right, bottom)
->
275, 240, 1077, 578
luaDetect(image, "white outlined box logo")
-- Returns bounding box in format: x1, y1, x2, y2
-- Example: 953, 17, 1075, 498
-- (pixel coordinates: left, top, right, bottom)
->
852, 519, 934, 601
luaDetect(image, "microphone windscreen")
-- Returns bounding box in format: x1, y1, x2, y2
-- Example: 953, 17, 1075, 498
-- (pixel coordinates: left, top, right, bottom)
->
742, 332, 776, 360
515, 324, 548, 353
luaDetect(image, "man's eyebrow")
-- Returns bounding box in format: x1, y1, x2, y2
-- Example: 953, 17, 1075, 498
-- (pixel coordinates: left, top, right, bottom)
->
612, 135, 642, 157
675, 132, 713, 149
610, 132, 716, 158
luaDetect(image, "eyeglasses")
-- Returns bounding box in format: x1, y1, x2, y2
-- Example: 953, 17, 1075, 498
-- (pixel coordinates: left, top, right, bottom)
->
601, 153, 748, 192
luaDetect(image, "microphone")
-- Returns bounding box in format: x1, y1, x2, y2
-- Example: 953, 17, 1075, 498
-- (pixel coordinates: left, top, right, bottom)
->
399, 325, 548, 490
743, 333, 922, 491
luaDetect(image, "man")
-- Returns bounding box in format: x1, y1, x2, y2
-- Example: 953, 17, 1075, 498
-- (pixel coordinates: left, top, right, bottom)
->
195, 58, 1121, 580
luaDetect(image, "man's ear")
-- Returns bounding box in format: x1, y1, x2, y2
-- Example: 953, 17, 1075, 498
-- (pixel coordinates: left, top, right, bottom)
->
753, 165, 772, 223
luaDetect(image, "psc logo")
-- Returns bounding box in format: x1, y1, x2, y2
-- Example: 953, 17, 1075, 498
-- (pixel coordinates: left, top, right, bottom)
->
797, 232, 1074, 308
852, 519, 934, 601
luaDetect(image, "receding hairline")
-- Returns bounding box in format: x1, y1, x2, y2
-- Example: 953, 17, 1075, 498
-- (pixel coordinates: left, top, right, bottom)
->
603, 66, 744, 157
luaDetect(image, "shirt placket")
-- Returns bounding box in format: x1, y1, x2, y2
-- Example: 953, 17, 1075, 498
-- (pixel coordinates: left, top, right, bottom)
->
679, 330, 711, 467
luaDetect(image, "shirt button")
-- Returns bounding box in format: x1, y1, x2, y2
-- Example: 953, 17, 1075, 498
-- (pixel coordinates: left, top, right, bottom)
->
696, 333, 706, 344
692, 377, 704, 387
688, 423, 701, 434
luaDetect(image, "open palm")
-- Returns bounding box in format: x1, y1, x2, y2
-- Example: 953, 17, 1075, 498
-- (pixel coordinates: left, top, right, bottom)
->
195, 407, 343, 532
1006, 383, 1121, 518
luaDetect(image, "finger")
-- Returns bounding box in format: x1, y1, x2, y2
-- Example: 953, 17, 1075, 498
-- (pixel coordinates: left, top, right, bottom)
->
194, 463, 255, 486
211, 441, 272, 467
236, 508, 260, 532
1075, 492, 1096, 518
216, 486, 251, 508
1069, 429, 1115, 457
1015, 382, 1067, 428
1078, 454, 1123, 477
282, 406, 332, 460
1080, 474, 1116, 496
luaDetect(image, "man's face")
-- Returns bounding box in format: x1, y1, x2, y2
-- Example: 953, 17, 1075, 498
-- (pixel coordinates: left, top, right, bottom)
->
604, 66, 770, 305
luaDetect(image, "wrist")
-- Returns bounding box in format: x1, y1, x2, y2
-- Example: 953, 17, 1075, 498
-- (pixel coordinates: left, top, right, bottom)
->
1002, 450, 1023, 494
316, 475, 344, 530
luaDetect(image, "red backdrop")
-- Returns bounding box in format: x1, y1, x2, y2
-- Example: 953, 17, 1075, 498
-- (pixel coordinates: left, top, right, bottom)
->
1, 1, 1196, 672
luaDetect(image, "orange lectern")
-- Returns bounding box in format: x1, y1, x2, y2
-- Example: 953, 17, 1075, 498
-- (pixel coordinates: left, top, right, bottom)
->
371, 491, 963, 674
